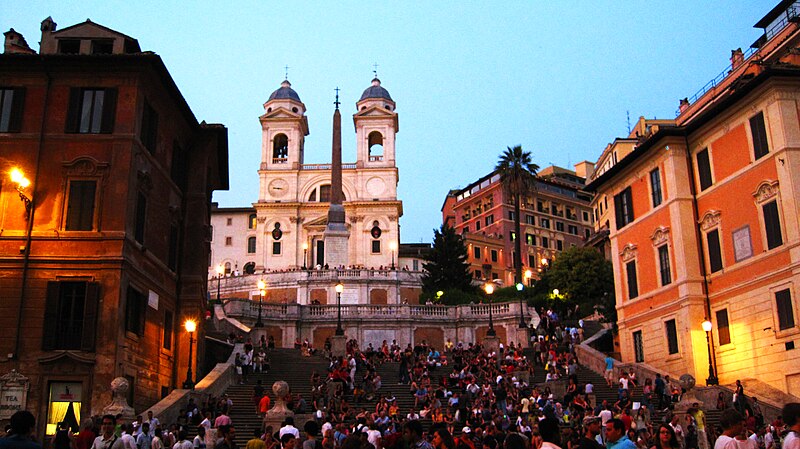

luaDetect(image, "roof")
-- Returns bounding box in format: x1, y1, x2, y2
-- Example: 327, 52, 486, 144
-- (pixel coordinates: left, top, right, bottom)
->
754, 0, 797, 28
268, 80, 302, 102
359, 78, 393, 102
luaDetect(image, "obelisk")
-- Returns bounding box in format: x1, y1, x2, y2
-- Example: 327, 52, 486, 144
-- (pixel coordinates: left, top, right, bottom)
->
323, 88, 350, 269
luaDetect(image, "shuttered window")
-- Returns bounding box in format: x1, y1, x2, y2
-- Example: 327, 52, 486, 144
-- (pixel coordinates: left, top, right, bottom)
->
665, 319, 679, 354
65, 87, 117, 134
750, 111, 769, 160
763, 200, 783, 250
776, 289, 795, 331
626, 260, 638, 299
42, 281, 99, 351
707, 229, 723, 273
125, 286, 147, 336
65, 180, 97, 231
0, 87, 25, 132
696, 148, 713, 191
614, 187, 634, 229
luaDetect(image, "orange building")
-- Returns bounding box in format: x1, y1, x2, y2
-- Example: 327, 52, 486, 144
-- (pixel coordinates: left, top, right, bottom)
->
442, 164, 595, 286
0, 18, 228, 433
586, 2, 800, 396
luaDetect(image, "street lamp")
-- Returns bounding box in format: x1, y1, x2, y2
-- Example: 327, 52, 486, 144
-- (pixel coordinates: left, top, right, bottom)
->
389, 240, 398, 270
302, 242, 309, 269
484, 283, 496, 336
702, 319, 719, 385
215, 264, 224, 304
335, 282, 344, 336
183, 319, 197, 389
436, 290, 444, 303
9, 168, 32, 214
516, 282, 526, 328
524, 269, 533, 287
255, 280, 265, 328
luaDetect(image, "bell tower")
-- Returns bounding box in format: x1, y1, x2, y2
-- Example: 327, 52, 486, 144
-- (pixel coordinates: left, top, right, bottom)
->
259, 80, 309, 172
354, 78, 398, 168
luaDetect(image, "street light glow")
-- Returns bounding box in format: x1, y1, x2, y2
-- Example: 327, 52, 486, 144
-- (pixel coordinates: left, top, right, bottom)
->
302, 242, 309, 250
335, 283, 344, 293
484, 283, 494, 295
216, 264, 224, 275
10, 168, 30, 188
553, 289, 560, 296
702, 320, 713, 332
516, 283, 523, 291
524, 270, 532, 280
258, 279, 266, 290
389, 241, 398, 251
184, 319, 196, 333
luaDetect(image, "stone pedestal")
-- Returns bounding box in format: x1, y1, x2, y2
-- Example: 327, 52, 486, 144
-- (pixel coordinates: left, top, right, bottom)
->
264, 381, 294, 436
515, 327, 529, 348
102, 377, 135, 422
331, 335, 347, 358
324, 215, 350, 268
483, 336, 500, 354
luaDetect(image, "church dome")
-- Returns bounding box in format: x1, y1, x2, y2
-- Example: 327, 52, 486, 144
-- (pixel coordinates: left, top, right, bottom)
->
359, 78, 393, 102
268, 80, 301, 102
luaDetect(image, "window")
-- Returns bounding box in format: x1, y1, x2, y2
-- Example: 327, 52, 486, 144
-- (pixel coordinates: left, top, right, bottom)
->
583, 211, 590, 222
226, 218, 232, 226
125, 286, 146, 336
248, 214, 257, 229
706, 229, 723, 273
91, 39, 113, 54
0, 87, 25, 132
763, 200, 783, 249
272, 241, 282, 255
614, 187, 634, 229
696, 148, 713, 191
473, 246, 481, 259
167, 224, 178, 271
134, 192, 147, 245
540, 218, 550, 229
528, 255, 536, 268
247, 236, 256, 254
372, 240, 381, 254
541, 237, 549, 248
650, 168, 663, 207
568, 225, 578, 235
66, 88, 117, 134
626, 260, 638, 299
58, 39, 80, 54
556, 222, 564, 232
750, 111, 769, 160
413, 260, 419, 271
526, 234, 535, 246
475, 220, 481, 231
462, 226, 469, 234
508, 211, 516, 221
319, 185, 331, 202
665, 319, 679, 354
273, 133, 288, 160
716, 309, 731, 346
140, 102, 158, 154
491, 249, 498, 262
510, 232, 516, 241
525, 215, 535, 225
163, 310, 173, 350
225, 236, 233, 246
632, 331, 644, 363
485, 215, 494, 226
492, 273, 499, 280
658, 245, 672, 286
474, 270, 482, 279
65, 180, 97, 231
42, 281, 99, 351
556, 240, 563, 251
776, 289, 795, 331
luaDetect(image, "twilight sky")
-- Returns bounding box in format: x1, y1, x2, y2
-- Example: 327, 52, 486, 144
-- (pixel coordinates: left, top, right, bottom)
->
4, 1, 774, 243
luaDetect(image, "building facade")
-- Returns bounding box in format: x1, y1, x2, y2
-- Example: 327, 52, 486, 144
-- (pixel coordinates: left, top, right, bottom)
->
0, 18, 228, 433
442, 164, 595, 286
586, 1, 800, 396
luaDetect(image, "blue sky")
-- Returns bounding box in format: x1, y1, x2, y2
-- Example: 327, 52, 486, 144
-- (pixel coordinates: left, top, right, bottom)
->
5, 1, 774, 243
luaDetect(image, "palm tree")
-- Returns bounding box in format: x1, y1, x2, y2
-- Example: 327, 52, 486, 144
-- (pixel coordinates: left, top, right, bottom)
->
496, 145, 539, 287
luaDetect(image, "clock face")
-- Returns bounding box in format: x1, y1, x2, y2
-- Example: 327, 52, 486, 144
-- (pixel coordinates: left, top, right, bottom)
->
268, 179, 288, 198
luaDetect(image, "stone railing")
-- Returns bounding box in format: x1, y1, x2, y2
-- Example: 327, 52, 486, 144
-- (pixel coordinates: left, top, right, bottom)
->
225, 298, 526, 322
212, 269, 424, 293
144, 343, 240, 426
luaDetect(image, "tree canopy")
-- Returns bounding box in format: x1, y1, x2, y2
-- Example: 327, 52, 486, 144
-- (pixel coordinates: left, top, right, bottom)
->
421, 224, 475, 304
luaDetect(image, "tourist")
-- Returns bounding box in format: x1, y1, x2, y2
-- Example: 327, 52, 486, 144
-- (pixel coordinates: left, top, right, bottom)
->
173, 430, 193, 449
217, 425, 238, 449
653, 425, 681, 449
75, 419, 97, 449
606, 418, 637, 449
579, 416, 603, 449
456, 428, 476, 449
151, 428, 165, 449
280, 417, 300, 439
604, 355, 615, 387
52, 421, 74, 449
280, 434, 296, 449
193, 426, 207, 449
690, 403, 708, 449
302, 421, 320, 449
403, 420, 433, 449
714, 409, 744, 449
121, 423, 137, 449
782, 403, 800, 449
92, 415, 125, 449
734, 381, 746, 416
137, 423, 153, 449
0, 410, 42, 449
540, 415, 563, 449
247, 429, 267, 449
669, 414, 686, 449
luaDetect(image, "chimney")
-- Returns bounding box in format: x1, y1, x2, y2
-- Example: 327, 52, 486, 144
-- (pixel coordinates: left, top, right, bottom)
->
730, 48, 744, 69
40, 17, 57, 54
3, 29, 35, 54
574, 161, 595, 180
679, 98, 690, 113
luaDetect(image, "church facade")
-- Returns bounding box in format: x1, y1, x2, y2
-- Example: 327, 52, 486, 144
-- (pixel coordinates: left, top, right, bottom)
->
210, 78, 403, 276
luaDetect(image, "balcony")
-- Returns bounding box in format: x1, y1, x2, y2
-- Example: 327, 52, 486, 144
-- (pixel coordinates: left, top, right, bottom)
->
272, 157, 288, 164
369, 155, 384, 162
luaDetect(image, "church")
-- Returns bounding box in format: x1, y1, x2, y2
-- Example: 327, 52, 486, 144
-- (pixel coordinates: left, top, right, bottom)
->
210, 77, 403, 276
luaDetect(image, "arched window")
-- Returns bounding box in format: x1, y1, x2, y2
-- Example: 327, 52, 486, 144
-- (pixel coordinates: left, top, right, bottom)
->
248, 214, 257, 229
224, 262, 231, 274
368, 131, 383, 161
243, 262, 256, 274
272, 133, 288, 162
247, 236, 256, 253
319, 184, 331, 202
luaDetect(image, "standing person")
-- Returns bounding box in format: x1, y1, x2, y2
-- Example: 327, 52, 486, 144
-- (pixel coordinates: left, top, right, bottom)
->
733, 382, 746, 416
302, 421, 320, 449
606, 418, 637, 449
151, 429, 164, 449
254, 381, 265, 414
782, 403, 800, 449
579, 417, 604, 449
669, 415, 685, 449
92, 415, 125, 449
690, 404, 708, 449
76, 420, 97, 449
121, 424, 137, 449
653, 425, 681, 449
432, 428, 455, 449
194, 426, 207, 449
52, 421, 74, 449
173, 430, 193, 449
714, 409, 744, 449
604, 355, 615, 387
539, 416, 563, 449
247, 429, 267, 449
138, 423, 153, 449
402, 420, 433, 449
0, 410, 42, 449
217, 426, 238, 449
655, 375, 666, 410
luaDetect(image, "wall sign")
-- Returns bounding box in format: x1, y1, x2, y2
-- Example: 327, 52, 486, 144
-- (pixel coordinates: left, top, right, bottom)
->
733, 225, 753, 262
0, 370, 30, 420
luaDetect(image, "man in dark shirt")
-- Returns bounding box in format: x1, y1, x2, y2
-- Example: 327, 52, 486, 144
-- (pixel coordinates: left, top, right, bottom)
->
579, 416, 604, 449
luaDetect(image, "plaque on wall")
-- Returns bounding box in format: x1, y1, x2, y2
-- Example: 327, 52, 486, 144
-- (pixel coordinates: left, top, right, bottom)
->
733, 225, 753, 262
0, 370, 30, 420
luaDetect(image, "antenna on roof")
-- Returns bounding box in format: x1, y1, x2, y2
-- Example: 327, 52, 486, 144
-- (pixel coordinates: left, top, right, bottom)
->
284, 65, 290, 80
626, 110, 631, 134
372, 62, 379, 79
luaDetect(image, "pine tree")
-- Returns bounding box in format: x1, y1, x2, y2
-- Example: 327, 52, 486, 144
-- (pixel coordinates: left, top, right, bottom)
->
422, 224, 474, 296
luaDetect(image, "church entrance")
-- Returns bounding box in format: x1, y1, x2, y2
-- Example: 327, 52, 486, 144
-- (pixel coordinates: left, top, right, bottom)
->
315, 240, 325, 266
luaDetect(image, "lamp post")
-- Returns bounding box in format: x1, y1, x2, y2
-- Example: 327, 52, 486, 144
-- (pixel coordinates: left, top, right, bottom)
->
702, 319, 719, 385
516, 282, 526, 328
255, 280, 265, 328
484, 283, 496, 336
524, 269, 533, 287
335, 282, 344, 336
215, 264, 224, 304
302, 242, 309, 269
183, 319, 197, 389
389, 240, 397, 270
10, 168, 32, 214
